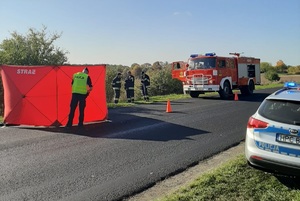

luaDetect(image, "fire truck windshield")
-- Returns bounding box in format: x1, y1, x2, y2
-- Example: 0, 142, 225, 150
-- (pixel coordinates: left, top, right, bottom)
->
188, 58, 216, 70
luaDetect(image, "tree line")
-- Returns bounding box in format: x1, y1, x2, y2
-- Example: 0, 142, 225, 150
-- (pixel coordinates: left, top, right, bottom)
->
261, 61, 300, 81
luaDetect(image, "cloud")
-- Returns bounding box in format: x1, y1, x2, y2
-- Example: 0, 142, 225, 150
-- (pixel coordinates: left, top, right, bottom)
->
186, 11, 192, 16
173, 11, 192, 16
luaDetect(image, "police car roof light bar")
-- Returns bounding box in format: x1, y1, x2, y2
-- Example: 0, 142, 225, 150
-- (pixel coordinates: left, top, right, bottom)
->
284, 82, 298, 89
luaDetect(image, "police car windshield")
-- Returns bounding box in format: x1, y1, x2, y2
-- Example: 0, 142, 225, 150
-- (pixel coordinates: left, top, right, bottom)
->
188, 58, 216, 70
258, 99, 300, 125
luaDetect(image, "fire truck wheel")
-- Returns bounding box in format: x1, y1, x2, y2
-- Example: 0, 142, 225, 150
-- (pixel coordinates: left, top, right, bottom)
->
240, 80, 254, 95
219, 81, 231, 99
190, 91, 200, 98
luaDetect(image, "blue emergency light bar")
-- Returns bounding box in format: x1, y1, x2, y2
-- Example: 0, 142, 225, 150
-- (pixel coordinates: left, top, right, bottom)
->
284, 82, 299, 88
275, 82, 299, 95
190, 54, 198, 58
205, 52, 216, 56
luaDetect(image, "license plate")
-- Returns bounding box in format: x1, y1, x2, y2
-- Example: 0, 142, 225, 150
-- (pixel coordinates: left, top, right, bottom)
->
276, 134, 300, 146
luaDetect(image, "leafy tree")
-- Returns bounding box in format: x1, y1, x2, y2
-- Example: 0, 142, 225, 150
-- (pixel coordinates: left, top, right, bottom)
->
264, 69, 280, 82
260, 62, 273, 73
0, 26, 68, 65
148, 65, 182, 96
131, 64, 143, 78
130, 63, 139, 68
287, 65, 300, 75
152, 61, 162, 70
141, 63, 151, 69
275, 60, 287, 73
0, 26, 69, 116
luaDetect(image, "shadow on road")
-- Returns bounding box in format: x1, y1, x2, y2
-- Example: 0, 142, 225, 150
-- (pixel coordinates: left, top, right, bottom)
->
4, 88, 276, 140
14, 107, 210, 142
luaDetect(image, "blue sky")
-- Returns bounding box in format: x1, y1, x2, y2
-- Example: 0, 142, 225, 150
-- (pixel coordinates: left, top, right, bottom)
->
1, 0, 299, 66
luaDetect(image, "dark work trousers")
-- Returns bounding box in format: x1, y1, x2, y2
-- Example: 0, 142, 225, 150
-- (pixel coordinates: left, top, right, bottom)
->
114, 89, 120, 104
126, 89, 134, 103
141, 85, 149, 101
66, 93, 87, 127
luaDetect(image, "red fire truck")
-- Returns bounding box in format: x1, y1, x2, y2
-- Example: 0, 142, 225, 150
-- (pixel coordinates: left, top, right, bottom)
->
172, 52, 261, 99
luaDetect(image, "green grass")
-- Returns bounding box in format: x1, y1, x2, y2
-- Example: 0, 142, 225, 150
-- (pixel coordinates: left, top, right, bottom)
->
157, 155, 300, 201
256, 83, 282, 90
147, 93, 189, 102
107, 93, 190, 108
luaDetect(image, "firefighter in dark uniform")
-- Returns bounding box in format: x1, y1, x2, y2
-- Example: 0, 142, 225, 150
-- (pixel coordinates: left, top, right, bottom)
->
124, 71, 135, 103
112, 72, 122, 104
141, 71, 150, 101
66, 67, 92, 128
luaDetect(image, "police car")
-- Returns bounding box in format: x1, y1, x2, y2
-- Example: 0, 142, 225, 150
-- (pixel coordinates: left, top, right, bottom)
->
245, 82, 300, 176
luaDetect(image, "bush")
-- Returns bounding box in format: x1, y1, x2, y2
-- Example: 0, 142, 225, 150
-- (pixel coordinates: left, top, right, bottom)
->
148, 66, 183, 96
260, 62, 273, 73
287, 66, 300, 75
264, 70, 280, 82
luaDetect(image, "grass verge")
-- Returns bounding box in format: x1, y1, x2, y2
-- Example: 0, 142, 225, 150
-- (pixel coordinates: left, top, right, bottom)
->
157, 155, 300, 201
107, 93, 189, 108
255, 83, 282, 90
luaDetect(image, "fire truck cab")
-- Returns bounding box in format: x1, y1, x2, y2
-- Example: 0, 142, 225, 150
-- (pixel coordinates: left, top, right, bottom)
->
172, 52, 261, 99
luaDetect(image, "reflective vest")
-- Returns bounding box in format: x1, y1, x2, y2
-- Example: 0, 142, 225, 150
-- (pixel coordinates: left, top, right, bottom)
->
72, 72, 88, 94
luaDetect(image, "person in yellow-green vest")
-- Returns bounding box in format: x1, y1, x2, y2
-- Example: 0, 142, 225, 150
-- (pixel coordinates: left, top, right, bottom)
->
66, 67, 93, 128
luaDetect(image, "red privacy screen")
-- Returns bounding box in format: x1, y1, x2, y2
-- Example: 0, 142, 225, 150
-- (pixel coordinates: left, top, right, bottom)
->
0, 65, 107, 127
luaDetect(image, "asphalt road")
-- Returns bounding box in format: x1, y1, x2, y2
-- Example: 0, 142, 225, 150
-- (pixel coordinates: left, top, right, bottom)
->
0, 88, 278, 201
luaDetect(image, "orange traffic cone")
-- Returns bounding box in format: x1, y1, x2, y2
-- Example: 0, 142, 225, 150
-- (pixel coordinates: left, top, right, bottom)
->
234, 92, 239, 101
166, 99, 172, 113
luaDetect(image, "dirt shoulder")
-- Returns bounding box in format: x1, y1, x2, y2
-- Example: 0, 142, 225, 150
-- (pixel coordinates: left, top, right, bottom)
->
126, 142, 245, 201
